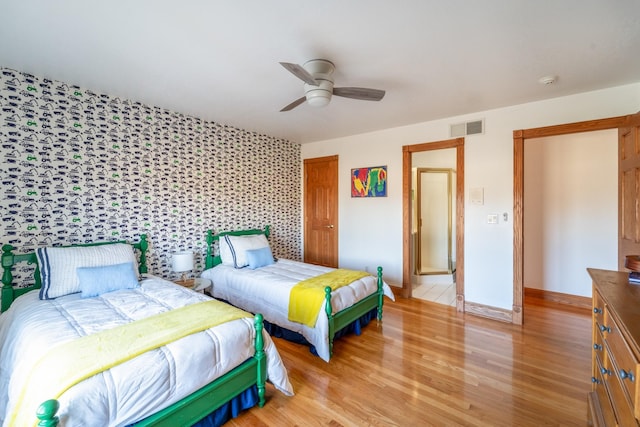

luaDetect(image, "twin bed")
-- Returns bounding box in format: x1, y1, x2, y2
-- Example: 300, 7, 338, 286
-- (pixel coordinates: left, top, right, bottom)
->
0, 236, 293, 427
0, 227, 393, 426
201, 227, 395, 362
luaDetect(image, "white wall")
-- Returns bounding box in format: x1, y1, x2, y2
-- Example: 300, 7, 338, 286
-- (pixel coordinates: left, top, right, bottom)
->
524, 130, 618, 297
301, 83, 640, 310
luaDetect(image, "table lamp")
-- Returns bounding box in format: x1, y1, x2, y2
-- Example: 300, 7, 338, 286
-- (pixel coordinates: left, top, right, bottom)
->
171, 251, 194, 284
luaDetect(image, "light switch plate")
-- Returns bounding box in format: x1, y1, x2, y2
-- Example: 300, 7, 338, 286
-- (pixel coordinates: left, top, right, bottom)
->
487, 214, 498, 224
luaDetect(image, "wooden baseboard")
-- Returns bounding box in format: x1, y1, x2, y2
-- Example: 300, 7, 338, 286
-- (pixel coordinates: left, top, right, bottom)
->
464, 301, 513, 323
524, 287, 591, 312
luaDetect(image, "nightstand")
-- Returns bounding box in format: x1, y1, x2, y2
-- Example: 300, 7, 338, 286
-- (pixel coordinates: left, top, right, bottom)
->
175, 277, 212, 293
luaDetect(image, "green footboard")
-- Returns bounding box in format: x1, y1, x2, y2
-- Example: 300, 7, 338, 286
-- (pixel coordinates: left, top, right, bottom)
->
325, 266, 384, 357
34, 314, 267, 427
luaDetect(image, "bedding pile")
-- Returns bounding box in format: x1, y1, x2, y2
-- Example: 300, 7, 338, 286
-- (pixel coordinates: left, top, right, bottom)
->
0, 276, 293, 427
201, 259, 395, 362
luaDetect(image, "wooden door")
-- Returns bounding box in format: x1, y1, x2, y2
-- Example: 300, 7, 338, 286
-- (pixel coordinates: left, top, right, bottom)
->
618, 113, 640, 269
304, 155, 338, 267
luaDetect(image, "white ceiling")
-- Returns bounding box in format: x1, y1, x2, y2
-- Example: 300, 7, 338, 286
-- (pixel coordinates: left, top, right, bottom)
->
1, 1, 639, 144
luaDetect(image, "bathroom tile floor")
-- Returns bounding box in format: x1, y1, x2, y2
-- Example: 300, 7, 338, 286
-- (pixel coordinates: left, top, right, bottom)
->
412, 282, 456, 306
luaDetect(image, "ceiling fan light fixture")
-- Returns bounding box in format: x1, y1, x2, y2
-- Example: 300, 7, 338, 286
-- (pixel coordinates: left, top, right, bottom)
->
279, 58, 385, 111
305, 89, 332, 107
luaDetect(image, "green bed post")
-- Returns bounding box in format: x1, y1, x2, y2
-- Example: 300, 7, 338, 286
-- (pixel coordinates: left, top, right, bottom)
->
254, 313, 266, 407
1, 245, 15, 313
36, 399, 59, 427
205, 230, 214, 270
376, 266, 384, 321
325, 286, 334, 358
137, 234, 149, 274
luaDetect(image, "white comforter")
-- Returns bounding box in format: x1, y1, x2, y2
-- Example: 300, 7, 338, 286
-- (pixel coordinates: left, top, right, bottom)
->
201, 259, 395, 362
0, 276, 293, 427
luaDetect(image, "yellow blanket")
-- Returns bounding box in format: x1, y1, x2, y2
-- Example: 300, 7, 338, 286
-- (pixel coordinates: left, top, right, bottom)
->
288, 269, 369, 327
10, 299, 251, 427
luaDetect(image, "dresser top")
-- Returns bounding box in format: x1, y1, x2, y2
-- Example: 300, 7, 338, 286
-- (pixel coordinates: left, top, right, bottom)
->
588, 268, 640, 353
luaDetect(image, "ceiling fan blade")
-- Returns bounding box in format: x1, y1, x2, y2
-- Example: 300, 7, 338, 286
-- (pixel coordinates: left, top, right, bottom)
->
280, 96, 307, 112
279, 62, 319, 86
333, 87, 385, 101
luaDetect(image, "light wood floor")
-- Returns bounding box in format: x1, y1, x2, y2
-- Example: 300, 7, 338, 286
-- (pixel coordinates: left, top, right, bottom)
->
228, 295, 592, 426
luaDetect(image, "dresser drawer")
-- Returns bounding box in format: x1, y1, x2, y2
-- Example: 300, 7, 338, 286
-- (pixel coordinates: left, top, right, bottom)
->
593, 290, 606, 323
593, 290, 606, 355
593, 354, 617, 426
605, 307, 640, 419
604, 345, 639, 425
594, 322, 605, 355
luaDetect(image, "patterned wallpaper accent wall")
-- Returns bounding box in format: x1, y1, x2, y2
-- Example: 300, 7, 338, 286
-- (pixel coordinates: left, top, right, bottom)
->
0, 68, 301, 283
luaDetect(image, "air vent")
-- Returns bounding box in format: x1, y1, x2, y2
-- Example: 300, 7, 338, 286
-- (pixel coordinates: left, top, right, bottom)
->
450, 119, 484, 137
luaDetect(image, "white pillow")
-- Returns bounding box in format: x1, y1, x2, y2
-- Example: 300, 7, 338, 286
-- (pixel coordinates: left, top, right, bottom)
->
221, 234, 270, 268
218, 237, 235, 266
37, 243, 138, 300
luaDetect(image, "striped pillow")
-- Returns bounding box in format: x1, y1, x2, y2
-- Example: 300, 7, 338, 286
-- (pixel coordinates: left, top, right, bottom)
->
221, 234, 270, 268
37, 243, 138, 300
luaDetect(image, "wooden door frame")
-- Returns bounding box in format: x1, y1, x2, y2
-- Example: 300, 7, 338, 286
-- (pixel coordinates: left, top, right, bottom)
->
513, 115, 629, 325
403, 138, 465, 312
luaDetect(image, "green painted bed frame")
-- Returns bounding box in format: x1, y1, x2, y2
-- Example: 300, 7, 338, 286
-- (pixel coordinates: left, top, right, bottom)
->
205, 226, 385, 358
0, 235, 267, 427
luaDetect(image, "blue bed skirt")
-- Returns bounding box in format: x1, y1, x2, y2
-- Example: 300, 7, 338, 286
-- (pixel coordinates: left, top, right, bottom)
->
263, 307, 378, 356
193, 385, 258, 427
129, 385, 258, 427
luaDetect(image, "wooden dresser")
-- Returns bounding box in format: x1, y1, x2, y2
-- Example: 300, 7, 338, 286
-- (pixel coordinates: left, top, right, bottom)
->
588, 268, 640, 426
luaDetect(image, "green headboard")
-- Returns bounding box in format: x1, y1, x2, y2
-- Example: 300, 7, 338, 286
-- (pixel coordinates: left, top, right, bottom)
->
1, 235, 149, 312
205, 226, 270, 270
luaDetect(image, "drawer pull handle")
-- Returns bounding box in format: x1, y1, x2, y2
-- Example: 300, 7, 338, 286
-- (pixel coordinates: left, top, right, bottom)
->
591, 376, 601, 384
619, 369, 635, 382
593, 343, 602, 351
593, 307, 603, 314
598, 324, 610, 333
600, 367, 611, 376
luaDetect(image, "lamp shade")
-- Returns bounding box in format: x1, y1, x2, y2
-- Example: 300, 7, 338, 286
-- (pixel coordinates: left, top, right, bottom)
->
171, 251, 194, 273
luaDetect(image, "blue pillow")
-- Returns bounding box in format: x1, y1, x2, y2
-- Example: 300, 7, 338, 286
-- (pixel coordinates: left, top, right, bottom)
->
77, 262, 140, 298
245, 246, 275, 269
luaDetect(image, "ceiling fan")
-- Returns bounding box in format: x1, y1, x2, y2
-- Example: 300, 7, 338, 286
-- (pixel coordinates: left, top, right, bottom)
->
279, 59, 385, 112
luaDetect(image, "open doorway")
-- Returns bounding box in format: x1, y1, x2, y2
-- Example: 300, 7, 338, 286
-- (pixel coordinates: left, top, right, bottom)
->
523, 130, 617, 309
513, 115, 633, 325
412, 158, 457, 305
402, 138, 465, 311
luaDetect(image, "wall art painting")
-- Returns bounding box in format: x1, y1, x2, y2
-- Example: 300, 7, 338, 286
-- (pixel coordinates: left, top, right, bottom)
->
351, 166, 387, 197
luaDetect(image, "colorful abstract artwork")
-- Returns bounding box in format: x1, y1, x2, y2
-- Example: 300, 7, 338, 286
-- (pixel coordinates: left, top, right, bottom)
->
351, 166, 387, 197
